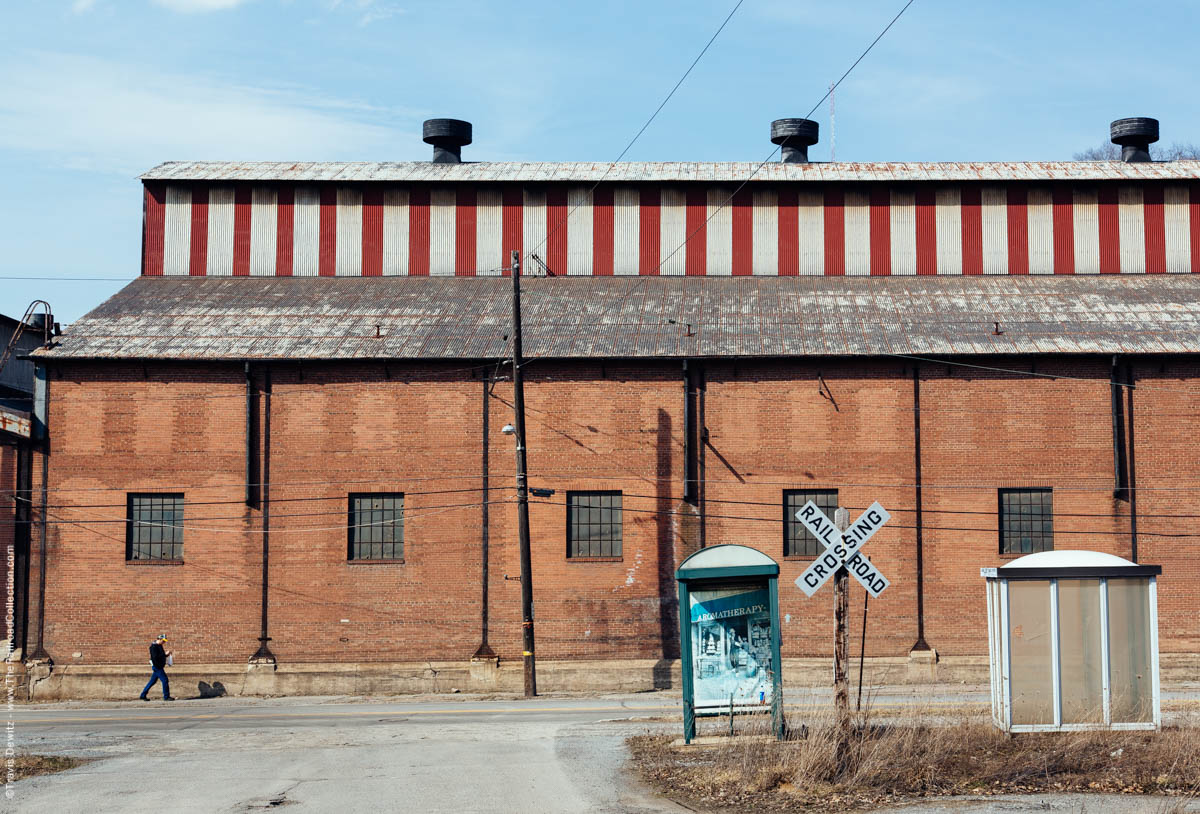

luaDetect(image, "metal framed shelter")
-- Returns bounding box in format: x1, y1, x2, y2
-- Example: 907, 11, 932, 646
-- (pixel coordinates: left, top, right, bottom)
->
982, 551, 1162, 733
676, 545, 784, 744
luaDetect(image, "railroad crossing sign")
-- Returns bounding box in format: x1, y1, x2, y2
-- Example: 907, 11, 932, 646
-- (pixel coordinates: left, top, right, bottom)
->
794, 501, 891, 598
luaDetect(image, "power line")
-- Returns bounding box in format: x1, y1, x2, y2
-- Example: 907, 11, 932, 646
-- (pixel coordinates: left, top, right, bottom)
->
519, 497, 1200, 540
802, 0, 917, 124
22, 485, 502, 511
15, 361, 508, 404
12, 468, 1200, 502
521, 0, 919, 359
0, 471, 491, 498
20, 490, 1182, 540
14, 473, 1200, 528
38, 506, 496, 626
0, 276, 133, 282
17, 368, 1200, 415
23, 360, 1200, 408
18, 489, 1200, 529
16, 0, 741, 302
653, 0, 917, 275
34, 498, 505, 535
527, 0, 747, 266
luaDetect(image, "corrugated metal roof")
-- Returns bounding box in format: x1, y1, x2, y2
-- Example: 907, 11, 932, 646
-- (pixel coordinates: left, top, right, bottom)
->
36, 276, 1200, 362
139, 160, 1200, 184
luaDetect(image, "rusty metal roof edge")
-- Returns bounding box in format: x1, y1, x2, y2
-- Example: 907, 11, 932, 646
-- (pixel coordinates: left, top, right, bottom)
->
35, 348, 1200, 364
138, 160, 1200, 183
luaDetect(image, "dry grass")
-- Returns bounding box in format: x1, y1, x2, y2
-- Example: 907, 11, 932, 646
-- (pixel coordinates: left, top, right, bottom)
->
629, 705, 1200, 812
7, 754, 86, 782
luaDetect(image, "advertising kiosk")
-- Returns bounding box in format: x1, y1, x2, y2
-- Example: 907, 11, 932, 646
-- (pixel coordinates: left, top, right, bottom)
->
675, 545, 784, 744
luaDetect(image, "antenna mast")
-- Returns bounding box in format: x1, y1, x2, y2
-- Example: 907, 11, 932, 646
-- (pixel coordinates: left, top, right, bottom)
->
829, 81, 836, 161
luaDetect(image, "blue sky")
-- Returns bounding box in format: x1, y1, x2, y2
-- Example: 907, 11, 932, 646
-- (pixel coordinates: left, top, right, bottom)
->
3, 0, 1198, 322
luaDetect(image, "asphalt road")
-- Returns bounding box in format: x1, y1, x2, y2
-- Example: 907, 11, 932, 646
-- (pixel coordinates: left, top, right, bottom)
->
8, 694, 691, 814
6, 689, 1198, 813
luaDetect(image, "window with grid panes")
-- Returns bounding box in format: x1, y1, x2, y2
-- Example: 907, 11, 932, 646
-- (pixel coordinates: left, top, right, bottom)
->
126, 494, 184, 561
784, 489, 838, 557
567, 492, 622, 558
999, 488, 1053, 554
348, 494, 404, 561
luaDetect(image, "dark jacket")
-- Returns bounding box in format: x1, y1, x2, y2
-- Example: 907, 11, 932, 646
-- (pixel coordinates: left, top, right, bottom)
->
150, 642, 167, 670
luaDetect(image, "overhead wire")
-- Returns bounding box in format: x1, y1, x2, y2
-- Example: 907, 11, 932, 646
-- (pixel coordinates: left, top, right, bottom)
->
16, 366, 1200, 416
519, 0, 919, 359
15, 496, 1197, 533
12, 467, 1200, 501
524, 0, 748, 267
0, 276, 134, 282
520, 496, 1200, 539
21, 364, 1200, 409
37, 506, 494, 626
652, 0, 918, 276
34, 497, 509, 534
7, 0, 744, 341
6, 0, 1196, 535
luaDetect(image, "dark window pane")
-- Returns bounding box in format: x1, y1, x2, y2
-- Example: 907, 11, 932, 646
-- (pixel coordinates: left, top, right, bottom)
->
568, 492, 622, 558
784, 489, 838, 558
349, 494, 404, 560
127, 494, 184, 561
999, 488, 1052, 554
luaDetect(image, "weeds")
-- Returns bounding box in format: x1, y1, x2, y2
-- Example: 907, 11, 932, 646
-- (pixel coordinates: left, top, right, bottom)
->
9, 754, 86, 782
629, 705, 1200, 812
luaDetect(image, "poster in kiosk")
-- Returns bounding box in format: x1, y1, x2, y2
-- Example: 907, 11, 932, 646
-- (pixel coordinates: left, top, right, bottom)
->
675, 545, 784, 744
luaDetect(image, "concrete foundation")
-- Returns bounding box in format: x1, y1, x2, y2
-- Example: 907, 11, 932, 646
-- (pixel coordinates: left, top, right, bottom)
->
24, 653, 1200, 701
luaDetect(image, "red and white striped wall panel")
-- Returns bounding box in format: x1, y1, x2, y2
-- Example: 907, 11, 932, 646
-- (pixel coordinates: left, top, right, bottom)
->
142, 183, 1200, 277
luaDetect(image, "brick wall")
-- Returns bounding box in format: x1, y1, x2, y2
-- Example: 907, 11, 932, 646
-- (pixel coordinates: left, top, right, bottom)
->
38, 363, 259, 665
34, 356, 1200, 667
1126, 359, 1200, 655
919, 359, 1134, 656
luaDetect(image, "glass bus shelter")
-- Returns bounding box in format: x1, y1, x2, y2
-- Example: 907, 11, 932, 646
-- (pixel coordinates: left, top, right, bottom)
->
982, 551, 1161, 732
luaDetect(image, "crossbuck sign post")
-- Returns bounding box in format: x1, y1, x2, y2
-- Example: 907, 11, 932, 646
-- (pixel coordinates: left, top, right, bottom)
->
792, 500, 892, 739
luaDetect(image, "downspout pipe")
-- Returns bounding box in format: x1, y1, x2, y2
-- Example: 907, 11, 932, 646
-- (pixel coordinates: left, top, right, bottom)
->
911, 364, 929, 652
1125, 363, 1138, 562
683, 361, 698, 506
250, 367, 275, 664
245, 362, 257, 507
13, 442, 32, 658
698, 367, 707, 549
474, 372, 495, 658
29, 363, 50, 662
1111, 355, 1129, 499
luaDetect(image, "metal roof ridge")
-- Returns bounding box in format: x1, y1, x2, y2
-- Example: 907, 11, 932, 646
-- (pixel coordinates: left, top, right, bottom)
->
137, 159, 1200, 182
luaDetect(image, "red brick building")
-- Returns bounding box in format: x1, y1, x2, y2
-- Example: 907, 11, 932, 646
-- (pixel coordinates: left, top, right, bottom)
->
18, 119, 1200, 698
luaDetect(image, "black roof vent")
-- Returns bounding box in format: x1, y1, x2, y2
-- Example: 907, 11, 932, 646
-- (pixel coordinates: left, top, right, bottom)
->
1110, 117, 1159, 163
423, 118, 473, 164
771, 118, 819, 163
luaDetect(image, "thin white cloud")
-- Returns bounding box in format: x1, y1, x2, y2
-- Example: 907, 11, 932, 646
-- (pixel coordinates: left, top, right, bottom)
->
71, 0, 98, 12
359, 5, 402, 26
754, 0, 895, 29
0, 51, 419, 173
150, 0, 250, 12
325, 0, 403, 26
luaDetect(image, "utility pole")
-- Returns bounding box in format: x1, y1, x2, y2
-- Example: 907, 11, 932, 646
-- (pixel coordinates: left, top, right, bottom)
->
833, 506, 850, 761
510, 250, 537, 697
